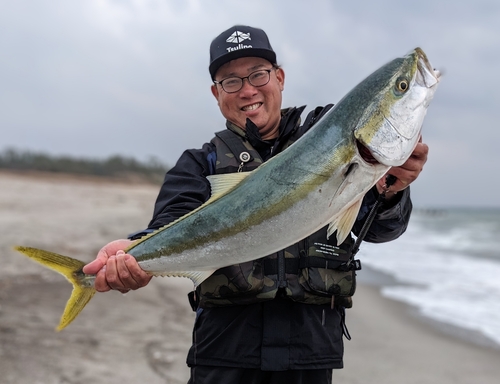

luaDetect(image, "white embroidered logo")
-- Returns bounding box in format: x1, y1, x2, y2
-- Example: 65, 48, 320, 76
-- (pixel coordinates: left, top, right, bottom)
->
226, 31, 251, 44
225, 31, 253, 53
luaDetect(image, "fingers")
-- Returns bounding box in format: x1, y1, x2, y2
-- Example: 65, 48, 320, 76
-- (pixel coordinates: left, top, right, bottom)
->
105, 252, 151, 291
375, 175, 405, 198
83, 238, 152, 293
123, 254, 153, 287
379, 141, 429, 194
397, 143, 428, 182
82, 246, 110, 275
82, 258, 105, 275
95, 251, 152, 293
95, 265, 112, 292
410, 141, 429, 162
399, 142, 428, 172
83, 239, 134, 275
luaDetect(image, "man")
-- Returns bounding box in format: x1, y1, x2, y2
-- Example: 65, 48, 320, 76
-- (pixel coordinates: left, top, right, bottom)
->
83, 25, 428, 383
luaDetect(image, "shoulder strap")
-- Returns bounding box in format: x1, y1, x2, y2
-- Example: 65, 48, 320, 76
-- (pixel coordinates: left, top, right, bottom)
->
295, 104, 335, 138
214, 130, 255, 164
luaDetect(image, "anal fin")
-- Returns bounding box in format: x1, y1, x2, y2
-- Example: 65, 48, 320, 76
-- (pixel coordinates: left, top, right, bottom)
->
156, 270, 216, 287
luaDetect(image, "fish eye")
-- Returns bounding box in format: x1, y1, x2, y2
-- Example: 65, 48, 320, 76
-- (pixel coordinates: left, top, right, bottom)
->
396, 78, 409, 93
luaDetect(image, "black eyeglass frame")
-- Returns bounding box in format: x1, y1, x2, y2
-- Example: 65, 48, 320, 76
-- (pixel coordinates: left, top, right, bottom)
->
213, 67, 277, 94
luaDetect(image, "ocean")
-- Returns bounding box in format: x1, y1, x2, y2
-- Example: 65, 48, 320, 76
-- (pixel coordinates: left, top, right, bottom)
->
357, 208, 500, 348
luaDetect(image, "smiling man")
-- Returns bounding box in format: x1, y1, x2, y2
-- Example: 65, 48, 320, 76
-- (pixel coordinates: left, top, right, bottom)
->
211, 57, 284, 140
84, 25, 428, 384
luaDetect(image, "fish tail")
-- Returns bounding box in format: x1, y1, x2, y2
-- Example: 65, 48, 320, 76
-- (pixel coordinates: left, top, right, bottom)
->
14, 246, 96, 331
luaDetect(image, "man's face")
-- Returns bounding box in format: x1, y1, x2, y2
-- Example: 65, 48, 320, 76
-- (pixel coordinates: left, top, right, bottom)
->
211, 57, 285, 140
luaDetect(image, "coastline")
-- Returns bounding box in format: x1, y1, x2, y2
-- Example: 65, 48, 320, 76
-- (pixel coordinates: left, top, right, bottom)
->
2, 171, 500, 383
357, 265, 500, 350
336, 281, 500, 384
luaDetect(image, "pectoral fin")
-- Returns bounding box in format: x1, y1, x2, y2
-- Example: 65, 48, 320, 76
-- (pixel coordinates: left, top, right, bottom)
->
327, 198, 363, 245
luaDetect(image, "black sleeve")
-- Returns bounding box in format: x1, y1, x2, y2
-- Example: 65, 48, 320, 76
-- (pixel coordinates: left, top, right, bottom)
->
352, 186, 413, 243
128, 143, 215, 240
148, 143, 215, 229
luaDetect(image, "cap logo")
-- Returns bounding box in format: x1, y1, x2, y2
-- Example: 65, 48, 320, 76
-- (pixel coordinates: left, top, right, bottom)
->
226, 30, 251, 44
225, 30, 253, 53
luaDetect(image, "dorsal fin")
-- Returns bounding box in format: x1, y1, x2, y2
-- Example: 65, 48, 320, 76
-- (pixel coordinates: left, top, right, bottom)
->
127, 171, 253, 251
206, 171, 252, 197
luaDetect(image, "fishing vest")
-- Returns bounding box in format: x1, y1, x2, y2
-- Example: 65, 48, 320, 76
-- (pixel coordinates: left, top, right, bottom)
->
196, 107, 359, 309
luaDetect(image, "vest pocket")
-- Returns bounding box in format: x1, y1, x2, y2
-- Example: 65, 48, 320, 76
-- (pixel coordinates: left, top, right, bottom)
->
299, 266, 356, 297
298, 230, 357, 298
198, 260, 267, 306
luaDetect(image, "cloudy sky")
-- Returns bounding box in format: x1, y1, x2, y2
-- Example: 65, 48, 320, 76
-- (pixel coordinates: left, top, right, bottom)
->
1, 0, 499, 208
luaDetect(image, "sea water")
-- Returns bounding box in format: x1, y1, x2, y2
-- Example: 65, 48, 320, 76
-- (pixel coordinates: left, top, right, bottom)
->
358, 208, 500, 347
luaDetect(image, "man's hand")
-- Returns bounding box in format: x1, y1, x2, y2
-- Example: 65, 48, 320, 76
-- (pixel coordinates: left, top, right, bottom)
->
376, 137, 429, 199
83, 239, 152, 293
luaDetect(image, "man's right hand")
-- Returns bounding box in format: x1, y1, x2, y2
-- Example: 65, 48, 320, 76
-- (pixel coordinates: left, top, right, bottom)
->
83, 239, 153, 293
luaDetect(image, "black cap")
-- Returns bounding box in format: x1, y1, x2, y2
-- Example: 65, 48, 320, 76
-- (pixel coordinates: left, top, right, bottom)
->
209, 25, 277, 80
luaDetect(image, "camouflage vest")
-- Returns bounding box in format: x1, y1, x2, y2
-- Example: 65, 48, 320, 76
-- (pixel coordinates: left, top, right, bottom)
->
197, 109, 357, 309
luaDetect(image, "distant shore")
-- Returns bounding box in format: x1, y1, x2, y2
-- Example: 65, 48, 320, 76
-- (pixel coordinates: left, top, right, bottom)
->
2, 171, 500, 384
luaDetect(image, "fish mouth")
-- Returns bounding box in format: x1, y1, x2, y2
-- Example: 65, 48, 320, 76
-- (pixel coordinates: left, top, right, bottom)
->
356, 140, 379, 164
415, 47, 441, 87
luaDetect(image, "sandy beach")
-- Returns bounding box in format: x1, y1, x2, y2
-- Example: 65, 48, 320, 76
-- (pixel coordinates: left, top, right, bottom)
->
1, 171, 499, 384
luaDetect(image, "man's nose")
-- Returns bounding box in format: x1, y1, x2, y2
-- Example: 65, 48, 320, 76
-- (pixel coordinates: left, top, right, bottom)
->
239, 78, 258, 94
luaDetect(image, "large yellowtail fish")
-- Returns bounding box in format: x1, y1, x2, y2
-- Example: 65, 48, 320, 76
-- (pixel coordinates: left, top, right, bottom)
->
16, 48, 440, 330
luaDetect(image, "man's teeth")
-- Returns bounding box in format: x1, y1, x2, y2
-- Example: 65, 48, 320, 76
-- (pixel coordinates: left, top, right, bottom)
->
242, 103, 261, 111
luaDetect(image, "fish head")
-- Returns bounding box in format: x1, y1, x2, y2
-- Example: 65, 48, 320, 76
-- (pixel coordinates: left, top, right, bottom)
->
354, 47, 440, 166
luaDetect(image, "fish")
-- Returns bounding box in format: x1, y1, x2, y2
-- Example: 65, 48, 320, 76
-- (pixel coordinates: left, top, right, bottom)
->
15, 47, 440, 330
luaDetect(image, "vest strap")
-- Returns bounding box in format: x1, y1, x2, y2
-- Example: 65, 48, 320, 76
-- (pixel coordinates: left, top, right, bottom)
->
263, 258, 300, 275
215, 130, 254, 162
262, 256, 360, 275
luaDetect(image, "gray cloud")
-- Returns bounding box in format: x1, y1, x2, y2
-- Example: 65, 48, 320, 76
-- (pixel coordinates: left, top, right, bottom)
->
1, 0, 499, 208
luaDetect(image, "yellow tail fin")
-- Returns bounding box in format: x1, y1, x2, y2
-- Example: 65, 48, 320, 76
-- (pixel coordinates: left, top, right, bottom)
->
14, 246, 96, 331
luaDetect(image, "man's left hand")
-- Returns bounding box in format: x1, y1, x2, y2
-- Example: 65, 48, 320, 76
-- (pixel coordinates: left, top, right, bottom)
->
376, 137, 429, 199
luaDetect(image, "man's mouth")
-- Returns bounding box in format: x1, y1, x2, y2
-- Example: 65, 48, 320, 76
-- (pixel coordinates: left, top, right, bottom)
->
241, 103, 262, 112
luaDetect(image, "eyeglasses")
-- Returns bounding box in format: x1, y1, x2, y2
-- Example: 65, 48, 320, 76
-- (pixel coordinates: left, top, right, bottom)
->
213, 68, 275, 93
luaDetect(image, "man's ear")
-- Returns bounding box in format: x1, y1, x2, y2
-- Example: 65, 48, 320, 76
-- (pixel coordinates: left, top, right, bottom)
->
275, 67, 285, 91
211, 84, 219, 100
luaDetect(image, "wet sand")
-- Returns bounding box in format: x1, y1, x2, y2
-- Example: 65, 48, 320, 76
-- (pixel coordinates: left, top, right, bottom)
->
1, 171, 500, 383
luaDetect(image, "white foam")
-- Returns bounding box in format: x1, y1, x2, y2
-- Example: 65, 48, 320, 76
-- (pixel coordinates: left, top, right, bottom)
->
358, 211, 500, 347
